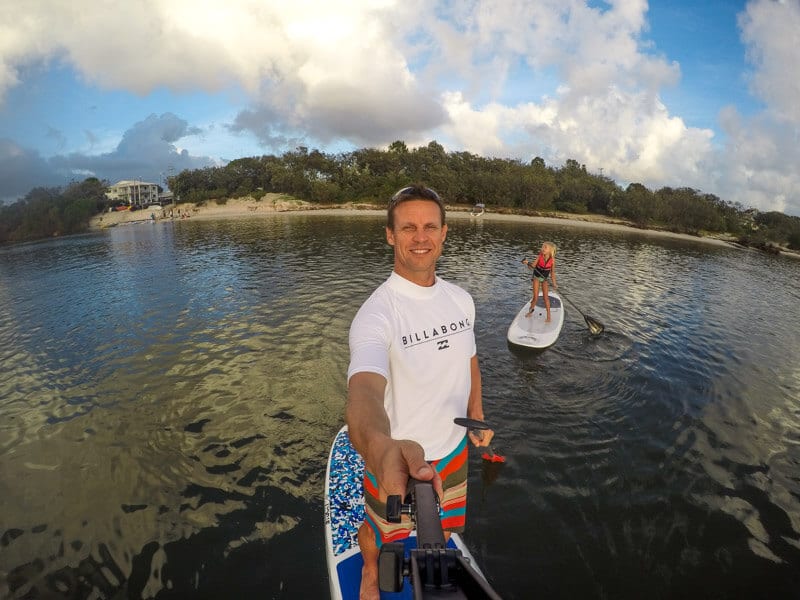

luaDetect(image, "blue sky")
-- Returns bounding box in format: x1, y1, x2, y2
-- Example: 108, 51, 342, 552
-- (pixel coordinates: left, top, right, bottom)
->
1, 0, 799, 215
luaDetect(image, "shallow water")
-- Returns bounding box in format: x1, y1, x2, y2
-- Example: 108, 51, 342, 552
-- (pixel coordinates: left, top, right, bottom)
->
1, 214, 798, 599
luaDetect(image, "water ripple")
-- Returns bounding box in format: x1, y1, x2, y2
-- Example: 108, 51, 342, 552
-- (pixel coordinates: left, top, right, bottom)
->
1, 216, 799, 598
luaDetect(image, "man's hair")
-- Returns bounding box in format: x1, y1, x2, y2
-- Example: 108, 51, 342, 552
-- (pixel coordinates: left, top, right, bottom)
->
387, 184, 446, 229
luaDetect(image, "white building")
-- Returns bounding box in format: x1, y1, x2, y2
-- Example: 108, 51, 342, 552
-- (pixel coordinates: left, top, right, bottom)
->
106, 180, 160, 207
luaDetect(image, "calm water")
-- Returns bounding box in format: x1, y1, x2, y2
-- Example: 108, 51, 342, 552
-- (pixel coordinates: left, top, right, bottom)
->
1, 213, 799, 599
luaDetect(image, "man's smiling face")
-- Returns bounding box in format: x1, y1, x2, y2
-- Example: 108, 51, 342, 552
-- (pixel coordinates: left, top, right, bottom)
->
386, 199, 447, 287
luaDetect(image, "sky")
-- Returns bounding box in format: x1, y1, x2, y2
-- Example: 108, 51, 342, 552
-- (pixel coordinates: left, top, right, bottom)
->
1, 0, 799, 216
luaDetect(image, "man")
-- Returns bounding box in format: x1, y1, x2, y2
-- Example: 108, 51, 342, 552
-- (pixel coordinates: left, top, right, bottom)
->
345, 184, 494, 599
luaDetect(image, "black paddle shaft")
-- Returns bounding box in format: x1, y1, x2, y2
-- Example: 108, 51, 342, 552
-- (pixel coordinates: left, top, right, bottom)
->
555, 286, 605, 335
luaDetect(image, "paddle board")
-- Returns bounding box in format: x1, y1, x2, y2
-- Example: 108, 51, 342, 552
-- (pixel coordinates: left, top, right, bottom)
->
506, 290, 565, 349
324, 426, 488, 599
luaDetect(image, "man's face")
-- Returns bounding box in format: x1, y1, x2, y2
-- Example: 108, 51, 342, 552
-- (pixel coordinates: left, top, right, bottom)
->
386, 199, 448, 286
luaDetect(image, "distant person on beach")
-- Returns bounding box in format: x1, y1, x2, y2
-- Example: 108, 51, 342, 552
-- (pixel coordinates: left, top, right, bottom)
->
346, 183, 492, 600
522, 241, 558, 322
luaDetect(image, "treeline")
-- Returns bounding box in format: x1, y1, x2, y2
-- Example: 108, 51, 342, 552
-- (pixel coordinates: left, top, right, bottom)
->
2, 141, 800, 250
169, 141, 800, 249
0, 178, 109, 244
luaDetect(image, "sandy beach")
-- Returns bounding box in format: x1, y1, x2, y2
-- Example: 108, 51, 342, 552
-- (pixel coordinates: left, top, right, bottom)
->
89, 192, 799, 257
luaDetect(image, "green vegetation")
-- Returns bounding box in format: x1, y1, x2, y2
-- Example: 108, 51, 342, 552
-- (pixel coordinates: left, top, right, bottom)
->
0, 178, 109, 244
168, 143, 799, 251
2, 142, 800, 253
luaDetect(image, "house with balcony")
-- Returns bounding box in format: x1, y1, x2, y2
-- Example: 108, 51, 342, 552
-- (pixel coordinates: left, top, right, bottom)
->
106, 180, 161, 208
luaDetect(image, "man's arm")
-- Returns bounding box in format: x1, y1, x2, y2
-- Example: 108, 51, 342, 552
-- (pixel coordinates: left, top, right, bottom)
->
466, 354, 494, 446
346, 371, 392, 472
346, 372, 439, 499
467, 354, 483, 421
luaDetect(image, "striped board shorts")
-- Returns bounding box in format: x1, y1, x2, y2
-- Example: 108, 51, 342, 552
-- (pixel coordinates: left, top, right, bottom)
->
362, 436, 468, 547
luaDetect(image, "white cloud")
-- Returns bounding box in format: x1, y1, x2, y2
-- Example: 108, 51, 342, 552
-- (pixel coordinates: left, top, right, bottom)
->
0, 0, 446, 145
1, 0, 799, 214
441, 85, 715, 187
435, 1, 709, 188
715, 106, 799, 214
434, 0, 799, 214
709, 0, 800, 213
739, 0, 800, 124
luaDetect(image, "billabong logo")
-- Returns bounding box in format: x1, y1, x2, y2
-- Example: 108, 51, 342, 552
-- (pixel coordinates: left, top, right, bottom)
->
401, 318, 472, 348
437, 340, 450, 350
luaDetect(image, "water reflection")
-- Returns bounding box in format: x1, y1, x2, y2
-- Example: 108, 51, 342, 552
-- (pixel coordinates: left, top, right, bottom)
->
1, 214, 799, 598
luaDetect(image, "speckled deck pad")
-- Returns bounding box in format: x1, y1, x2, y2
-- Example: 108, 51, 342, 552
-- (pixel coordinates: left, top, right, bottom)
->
329, 428, 366, 556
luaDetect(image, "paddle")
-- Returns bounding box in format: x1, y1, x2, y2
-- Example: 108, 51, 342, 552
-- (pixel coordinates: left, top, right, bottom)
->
453, 417, 506, 463
556, 286, 605, 335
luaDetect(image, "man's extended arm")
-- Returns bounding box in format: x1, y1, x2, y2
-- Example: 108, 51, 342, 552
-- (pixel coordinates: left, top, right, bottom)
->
346, 371, 439, 499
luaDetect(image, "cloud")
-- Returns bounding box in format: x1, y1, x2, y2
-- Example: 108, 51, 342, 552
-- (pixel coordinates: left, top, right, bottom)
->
716, 107, 799, 214
1, 0, 799, 214
0, 114, 216, 203
228, 104, 302, 149
434, 1, 710, 188
739, 0, 800, 124
224, 2, 448, 148
49, 113, 217, 185
1, 1, 448, 148
0, 140, 64, 201
434, 0, 800, 215
45, 126, 67, 151
710, 0, 800, 213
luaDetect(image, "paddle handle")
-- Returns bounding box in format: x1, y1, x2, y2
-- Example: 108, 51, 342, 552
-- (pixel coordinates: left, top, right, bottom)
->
453, 417, 491, 430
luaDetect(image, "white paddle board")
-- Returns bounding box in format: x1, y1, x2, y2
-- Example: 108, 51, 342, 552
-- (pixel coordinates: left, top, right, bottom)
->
324, 426, 487, 599
507, 290, 565, 349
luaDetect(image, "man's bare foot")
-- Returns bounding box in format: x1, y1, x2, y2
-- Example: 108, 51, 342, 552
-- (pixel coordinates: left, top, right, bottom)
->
545, 316, 551, 323
526, 306, 535, 317
360, 563, 380, 600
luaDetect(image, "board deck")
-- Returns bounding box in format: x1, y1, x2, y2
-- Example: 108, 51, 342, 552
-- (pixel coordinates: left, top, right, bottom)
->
506, 291, 565, 349
324, 426, 484, 599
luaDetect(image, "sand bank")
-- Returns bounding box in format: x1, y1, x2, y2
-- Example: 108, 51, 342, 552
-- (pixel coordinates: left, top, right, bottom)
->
88, 194, 320, 228
89, 193, 799, 257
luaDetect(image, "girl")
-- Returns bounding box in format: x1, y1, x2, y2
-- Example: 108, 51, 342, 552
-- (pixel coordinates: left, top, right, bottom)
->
522, 242, 557, 322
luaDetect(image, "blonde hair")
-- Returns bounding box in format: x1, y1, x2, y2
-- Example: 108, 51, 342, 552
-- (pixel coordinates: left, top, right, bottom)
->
542, 241, 557, 256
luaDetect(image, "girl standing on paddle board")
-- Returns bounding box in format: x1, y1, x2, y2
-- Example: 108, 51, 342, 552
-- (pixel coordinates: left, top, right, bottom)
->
522, 241, 558, 322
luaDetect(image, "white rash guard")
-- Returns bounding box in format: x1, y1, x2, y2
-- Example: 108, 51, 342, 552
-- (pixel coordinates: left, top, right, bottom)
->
347, 271, 477, 460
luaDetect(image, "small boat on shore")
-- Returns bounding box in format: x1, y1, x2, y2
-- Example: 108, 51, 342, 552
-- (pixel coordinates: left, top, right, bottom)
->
470, 202, 485, 217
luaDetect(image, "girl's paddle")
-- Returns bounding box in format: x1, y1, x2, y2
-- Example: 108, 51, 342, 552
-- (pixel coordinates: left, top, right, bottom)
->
552, 283, 605, 335
453, 417, 506, 463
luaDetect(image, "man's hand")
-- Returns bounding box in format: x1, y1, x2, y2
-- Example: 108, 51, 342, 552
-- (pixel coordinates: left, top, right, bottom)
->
372, 438, 443, 501
467, 428, 495, 448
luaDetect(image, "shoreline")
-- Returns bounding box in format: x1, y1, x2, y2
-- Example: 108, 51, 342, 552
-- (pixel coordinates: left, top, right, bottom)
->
89, 194, 799, 258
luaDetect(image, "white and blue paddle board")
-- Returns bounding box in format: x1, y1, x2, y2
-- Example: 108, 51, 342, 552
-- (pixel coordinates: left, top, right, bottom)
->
324, 426, 486, 599
507, 290, 565, 349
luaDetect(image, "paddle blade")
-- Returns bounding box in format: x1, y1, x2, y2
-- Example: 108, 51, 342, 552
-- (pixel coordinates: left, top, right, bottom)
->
585, 315, 605, 335
482, 451, 506, 463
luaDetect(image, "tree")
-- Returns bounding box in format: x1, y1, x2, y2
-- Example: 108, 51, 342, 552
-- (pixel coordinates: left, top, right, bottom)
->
612, 183, 655, 225
7, 141, 795, 247
388, 140, 409, 155
0, 178, 108, 243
